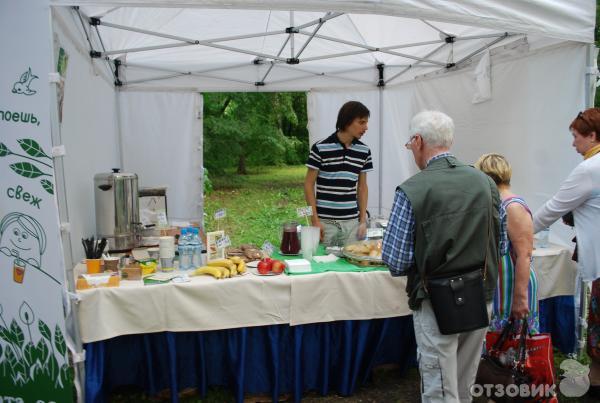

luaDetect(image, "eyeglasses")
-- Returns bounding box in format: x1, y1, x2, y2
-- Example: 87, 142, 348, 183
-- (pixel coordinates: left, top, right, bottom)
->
405, 135, 418, 149
577, 111, 593, 129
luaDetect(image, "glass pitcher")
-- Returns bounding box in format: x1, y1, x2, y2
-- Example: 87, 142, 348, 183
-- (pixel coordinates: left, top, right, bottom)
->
280, 221, 300, 255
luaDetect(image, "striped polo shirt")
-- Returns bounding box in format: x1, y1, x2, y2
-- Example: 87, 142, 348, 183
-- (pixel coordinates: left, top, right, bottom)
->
306, 132, 373, 220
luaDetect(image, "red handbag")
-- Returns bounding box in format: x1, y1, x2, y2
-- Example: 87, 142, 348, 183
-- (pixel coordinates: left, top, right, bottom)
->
484, 320, 556, 402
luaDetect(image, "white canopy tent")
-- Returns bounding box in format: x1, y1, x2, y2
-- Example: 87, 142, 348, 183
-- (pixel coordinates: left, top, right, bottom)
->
36, 0, 600, 399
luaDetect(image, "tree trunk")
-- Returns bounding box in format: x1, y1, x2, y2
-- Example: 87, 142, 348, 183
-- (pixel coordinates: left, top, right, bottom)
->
237, 153, 247, 174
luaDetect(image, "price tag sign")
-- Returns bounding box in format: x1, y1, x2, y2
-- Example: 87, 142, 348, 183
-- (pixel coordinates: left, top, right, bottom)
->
366, 228, 384, 239
216, 234, 231, 249
214, 208, 226, 220
297, 206, 313, 217
261, 241, 275, 256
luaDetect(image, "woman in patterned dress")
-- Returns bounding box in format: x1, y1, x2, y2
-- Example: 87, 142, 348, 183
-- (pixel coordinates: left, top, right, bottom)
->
475, 153, 539, 332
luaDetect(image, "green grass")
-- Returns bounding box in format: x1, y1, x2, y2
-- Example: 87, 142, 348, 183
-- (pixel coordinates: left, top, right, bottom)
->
203, 165, 308, 247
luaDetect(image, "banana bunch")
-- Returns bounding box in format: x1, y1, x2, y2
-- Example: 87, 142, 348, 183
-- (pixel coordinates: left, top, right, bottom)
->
192, 257, 246, 279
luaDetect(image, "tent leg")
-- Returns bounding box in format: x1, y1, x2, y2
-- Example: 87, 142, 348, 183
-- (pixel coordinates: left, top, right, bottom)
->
578, 43, 598, 358
377, 87, 383, 217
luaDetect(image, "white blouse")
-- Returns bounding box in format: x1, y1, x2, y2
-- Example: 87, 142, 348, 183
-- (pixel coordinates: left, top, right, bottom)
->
533, 153, 600, 281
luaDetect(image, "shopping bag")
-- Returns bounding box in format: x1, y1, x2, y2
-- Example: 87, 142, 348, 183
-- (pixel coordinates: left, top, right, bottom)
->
480, 320, 556, 402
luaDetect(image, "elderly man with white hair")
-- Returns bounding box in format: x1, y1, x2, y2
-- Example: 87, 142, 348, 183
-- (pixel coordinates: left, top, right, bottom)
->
382, 110, 501, 402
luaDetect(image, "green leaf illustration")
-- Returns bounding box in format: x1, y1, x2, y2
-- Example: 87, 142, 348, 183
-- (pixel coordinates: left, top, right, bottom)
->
10, 319, 24, 347
41, 178, 54, 194
45, 354, 58, 380
10, 162, 46, 179
36, 338, 49, 364
23, 342, 36, 367
38, 320, 51, 341
32, 362, 44, 380
18, 139, 49, 158
0, 142, 10, 157
0, 342, 3, 357
54, 325, 66, 357
60, 363, 73, 384
5, 346, 17, 368
0, 326, 11, 344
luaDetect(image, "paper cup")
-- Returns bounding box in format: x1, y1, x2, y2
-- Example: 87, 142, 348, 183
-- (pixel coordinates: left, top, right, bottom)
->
301, 227, 315, 261
104, 257, 120, 272
85, 258, 102, 274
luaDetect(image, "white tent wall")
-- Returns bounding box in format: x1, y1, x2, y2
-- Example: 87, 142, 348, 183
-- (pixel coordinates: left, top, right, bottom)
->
412, 41, 587, 246
52, 6, 121, 263
119, 91, 204, 223
308, 41, 587, 248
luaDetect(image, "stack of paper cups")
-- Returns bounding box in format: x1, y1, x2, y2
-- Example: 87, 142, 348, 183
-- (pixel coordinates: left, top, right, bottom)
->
159, 236, 175, 270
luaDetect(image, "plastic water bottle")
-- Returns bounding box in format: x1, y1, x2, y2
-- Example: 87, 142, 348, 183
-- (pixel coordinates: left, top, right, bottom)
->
190, 228, 203, 268
178, 228, 191, 270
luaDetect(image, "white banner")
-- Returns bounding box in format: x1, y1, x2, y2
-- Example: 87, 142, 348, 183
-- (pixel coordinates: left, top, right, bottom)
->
0, 0, 73, 401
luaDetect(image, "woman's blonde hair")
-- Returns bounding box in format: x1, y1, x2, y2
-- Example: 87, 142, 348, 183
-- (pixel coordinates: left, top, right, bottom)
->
475, 153, 512, 186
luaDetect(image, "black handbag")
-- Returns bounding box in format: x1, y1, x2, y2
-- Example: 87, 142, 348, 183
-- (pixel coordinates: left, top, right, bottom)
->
426, 268, 489, 335
475, 320, 531, 403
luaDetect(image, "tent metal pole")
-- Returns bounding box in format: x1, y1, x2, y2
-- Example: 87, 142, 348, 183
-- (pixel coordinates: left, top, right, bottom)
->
124, 72, 255, 86
124, 61, 251, 76
378, 86, 383, 217
385, 43, 446, 84
456, 33, 518, 41
378, 39, 445, 50
300, 49, 375, 62
260, 36, 291, 83
98, 20, 286, 45
290, 11, 295, 58
420, 19, 451, 37
101, 42, 195, 57
116, 90, 125, 171
295, 11, 343, 30
454, 34, 508, 66
297, 31, 446, 65
295, 12, 329, 58
266, 73, 372, 86
48, 19, 85, 403
577, 43, 597, 358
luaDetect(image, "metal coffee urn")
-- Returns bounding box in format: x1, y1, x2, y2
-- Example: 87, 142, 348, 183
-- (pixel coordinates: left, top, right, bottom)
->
94, 169, 140, 252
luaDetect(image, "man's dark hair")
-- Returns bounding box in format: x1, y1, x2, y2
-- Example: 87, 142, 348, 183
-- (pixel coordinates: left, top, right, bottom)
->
336, 101, 370, 131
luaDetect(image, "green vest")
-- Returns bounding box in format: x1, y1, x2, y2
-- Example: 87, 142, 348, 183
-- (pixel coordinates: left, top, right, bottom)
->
399, 155, 500, 310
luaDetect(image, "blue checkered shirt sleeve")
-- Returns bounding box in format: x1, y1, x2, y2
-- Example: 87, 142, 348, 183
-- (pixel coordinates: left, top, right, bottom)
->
382, 189, 415, 276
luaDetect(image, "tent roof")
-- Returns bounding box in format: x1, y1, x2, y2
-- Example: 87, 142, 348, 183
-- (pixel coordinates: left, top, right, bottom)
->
51, 1, 595, 91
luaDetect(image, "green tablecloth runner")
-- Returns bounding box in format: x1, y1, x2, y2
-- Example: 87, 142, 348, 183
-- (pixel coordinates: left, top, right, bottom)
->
274, 245, 388, 275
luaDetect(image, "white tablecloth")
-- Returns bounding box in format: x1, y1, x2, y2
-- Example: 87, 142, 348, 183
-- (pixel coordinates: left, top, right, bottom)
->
75, 244, 575, 343
289, 271, 410, 326
75, 264, 291, 343
75, 264, 409, 343
532, 243, 578, 299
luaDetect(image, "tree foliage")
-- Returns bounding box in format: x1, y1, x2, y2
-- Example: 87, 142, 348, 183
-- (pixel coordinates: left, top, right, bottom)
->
203, 92, 308, 174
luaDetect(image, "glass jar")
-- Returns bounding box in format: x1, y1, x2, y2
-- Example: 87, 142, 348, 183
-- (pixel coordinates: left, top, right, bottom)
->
280, 221, 300, 255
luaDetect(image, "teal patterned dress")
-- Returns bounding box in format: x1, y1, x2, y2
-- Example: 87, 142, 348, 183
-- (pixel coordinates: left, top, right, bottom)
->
489, 196, 540, 333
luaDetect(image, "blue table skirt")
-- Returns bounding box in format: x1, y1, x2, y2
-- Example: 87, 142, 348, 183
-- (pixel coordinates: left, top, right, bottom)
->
85, 316, 417, 403
539, 295, 577, 354
85, 295, 575, 403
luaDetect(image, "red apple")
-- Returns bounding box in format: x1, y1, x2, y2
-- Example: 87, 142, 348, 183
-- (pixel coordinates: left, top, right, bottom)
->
271, 260, 285, 273
257, 260, 272, 274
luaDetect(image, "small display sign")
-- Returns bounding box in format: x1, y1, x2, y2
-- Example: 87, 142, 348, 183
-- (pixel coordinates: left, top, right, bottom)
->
261, 241, 275, 256
214, 208, 226, 220
297, 206, 313, 217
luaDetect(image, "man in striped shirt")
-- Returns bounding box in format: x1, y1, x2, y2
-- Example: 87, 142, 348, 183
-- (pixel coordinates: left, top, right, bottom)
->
304, 101, 374, 246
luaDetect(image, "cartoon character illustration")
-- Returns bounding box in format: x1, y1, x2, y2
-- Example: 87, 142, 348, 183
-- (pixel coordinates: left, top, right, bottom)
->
11, 67, 38, 96
0, 212, 46, 269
